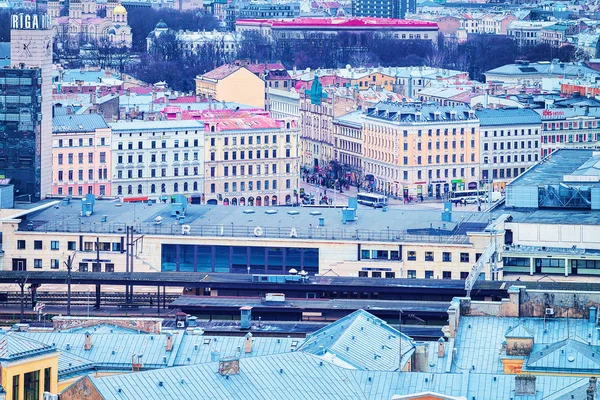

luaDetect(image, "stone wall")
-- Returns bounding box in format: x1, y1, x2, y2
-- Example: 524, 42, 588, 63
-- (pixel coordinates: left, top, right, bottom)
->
53, 316, 163, 334
59, 377, 103, 400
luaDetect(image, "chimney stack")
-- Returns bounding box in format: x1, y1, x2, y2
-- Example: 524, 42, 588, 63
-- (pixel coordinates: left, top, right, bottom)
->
165, 333, 174, 352
588, 377, 597, 400
84, 332, 93, 351
515, 375, 536, 396
437, 337, 445, 358
244, 332, 253, 353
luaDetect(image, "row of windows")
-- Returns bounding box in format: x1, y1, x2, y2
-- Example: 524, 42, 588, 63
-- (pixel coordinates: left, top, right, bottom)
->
211, 163, 291, 177
117, 152, 200, 164
10, 367, 51, 400
115, 166, 200, 179
17, 240, 122, 252
542, 133, 600, 143
482, 154, 539, 165
406, 251, 472, 263
405, 270, 471, 279
57, 169, 108, 181
482, 128, 538, 137
57, 185, 107, 196
57, 137, 106, 147
210, 149, 292, 161
544, 121, 599, 130
117, 181, 200, 195
210, 179, 290, 193
115, 130, 200, 138
483, 140, 538, 151
212, 134, 291, 147
360, 249, 400, 260
57, 152, 106, 164
366, 164, 477, 181
118, 138, 201, 150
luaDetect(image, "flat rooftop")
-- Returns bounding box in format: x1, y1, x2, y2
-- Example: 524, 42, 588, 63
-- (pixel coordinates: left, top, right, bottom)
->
18, 201, 490, 243
493, 206, 600, 225
509, 149, 599, 187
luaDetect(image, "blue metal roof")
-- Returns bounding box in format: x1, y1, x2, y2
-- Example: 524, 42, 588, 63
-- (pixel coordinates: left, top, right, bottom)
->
298, 309, 415, 371
527, 338, 600, 373
52, 114, 109, 133
476, 108, 541, 127
505, 324, 534, 339
0, 332, 57, 362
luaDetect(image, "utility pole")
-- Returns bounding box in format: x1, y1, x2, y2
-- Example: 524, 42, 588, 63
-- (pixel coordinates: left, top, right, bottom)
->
64, 255, 73, 316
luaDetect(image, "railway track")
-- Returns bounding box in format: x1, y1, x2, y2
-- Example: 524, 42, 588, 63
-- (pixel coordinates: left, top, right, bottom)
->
2, 291, 180, 306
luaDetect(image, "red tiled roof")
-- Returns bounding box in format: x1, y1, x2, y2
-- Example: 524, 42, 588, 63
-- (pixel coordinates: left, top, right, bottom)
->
201, 64, 242, 80
245, 63, 287, 74
237, 17, 437, 28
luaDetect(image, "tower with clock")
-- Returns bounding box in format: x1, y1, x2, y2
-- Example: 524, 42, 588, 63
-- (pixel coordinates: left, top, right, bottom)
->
4, 13, 54, 200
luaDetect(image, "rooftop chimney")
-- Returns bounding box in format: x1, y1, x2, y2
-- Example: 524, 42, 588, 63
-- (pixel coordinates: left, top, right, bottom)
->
244, 332, 253, 354
84, 332, 93, 351
437, 337, 445, 358
515, 375, 536, 396
589, 377, 597, 400
165, 333, 173, 352
218, 357, 240, 376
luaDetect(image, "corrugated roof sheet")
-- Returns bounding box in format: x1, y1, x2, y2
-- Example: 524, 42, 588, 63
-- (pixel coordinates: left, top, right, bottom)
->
476, 108, 541, 126
298, 309, 415, 371
0, 331, 57, 361
52, 114, 109, 133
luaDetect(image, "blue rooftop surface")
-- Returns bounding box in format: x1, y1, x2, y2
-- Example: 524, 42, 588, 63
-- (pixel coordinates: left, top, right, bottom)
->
526, 338, 600, 373
453, 316, 600, 375
334, 110, 363, 128
505, 324, 534, 339
52, 114, 109, 133
58, 351, 95, 379
366, 102, 476, 123
109, 119, 204, 131
508, 149, 597, 187
476, 108, 541, 127
485, 61, 599, 78
298, 309, 415, 371
0, 332, 57, 362
56, 69, 120, 83
84, 352, 588, 400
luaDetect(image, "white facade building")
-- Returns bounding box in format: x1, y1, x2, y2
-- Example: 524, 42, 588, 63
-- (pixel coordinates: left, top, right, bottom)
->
110, 120, 205, 200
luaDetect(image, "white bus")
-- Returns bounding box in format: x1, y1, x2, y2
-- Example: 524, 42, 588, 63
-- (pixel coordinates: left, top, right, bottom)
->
450, 189, 501, 203
357, 193, 387, 208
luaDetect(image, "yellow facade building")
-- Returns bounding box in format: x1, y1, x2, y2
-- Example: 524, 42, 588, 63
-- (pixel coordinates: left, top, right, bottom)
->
0, 333, 59, 400
195, 64, 265, 109
362, 102, 480, 198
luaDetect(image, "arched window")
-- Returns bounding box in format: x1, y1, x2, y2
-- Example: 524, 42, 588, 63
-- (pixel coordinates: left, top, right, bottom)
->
183, 182, 188, 192
151, 184, 156, 194
174, 183, 179, 192
161, 183, 166, 193
127, 185, 132, 194
193, 181, 198, 191
117, 185, 122, 195
137, 184, 143, 194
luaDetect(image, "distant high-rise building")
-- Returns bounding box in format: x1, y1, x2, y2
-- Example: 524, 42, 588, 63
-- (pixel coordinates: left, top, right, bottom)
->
0, 13, 53, 201
352, 0, 416, 19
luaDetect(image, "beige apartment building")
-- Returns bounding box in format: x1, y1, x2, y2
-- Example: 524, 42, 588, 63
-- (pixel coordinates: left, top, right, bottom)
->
203, 111, 300, 206
299, 81, 357, 170
362, 102, 480, 198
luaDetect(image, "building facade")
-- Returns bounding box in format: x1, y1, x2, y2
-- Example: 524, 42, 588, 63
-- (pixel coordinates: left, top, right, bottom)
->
203, 111, 300, 206
235, 17, 438, 45
267, 87, 300, 120
50, 0, 133, 48
4, 13, 54, 201
110, 120, 205, 200
362, 102, 480, 198
52, 114, 112, 197
333, 111, 363, 171
352, 0, 416, 20
299, 79, 357, 169
195, 64, 265, 109
506, 21, 557, 47
476, 108, 542, 193
536, 107, 600, 157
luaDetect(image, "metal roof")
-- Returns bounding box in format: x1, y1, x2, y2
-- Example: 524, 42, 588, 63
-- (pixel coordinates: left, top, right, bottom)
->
109, 120, 204, 131
475, 108, 541, 127
0, 331, 57, 362
505, 324, 534, 339
527, 338, 600, 373
52, 114, 109, 133
298, 309, 415, 371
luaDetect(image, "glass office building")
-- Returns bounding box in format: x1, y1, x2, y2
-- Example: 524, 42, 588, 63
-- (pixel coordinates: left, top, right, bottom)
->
0, 67, 43, 201
162, 244, 319, 275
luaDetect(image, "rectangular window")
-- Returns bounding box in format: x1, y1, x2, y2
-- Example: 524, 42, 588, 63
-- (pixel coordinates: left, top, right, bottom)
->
425, 270, 434, 279
34, 240, 42, 250
51, 259, 60, 269
442, 271, 452, 279
17, 240, 26, 250
79, 263, 88, 272
460, 253, 470, 263
44, 367, 51, 393
51, 241, 59, 250
407, 270, 417, 279
12, 375, 19, 400
34, 259, 42, 269
442, 252, 452, 262
407, 251, 416, 261
425, 251, 434, 262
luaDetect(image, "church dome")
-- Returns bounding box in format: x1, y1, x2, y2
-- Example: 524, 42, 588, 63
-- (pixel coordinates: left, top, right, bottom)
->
113, 3, 127, 14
